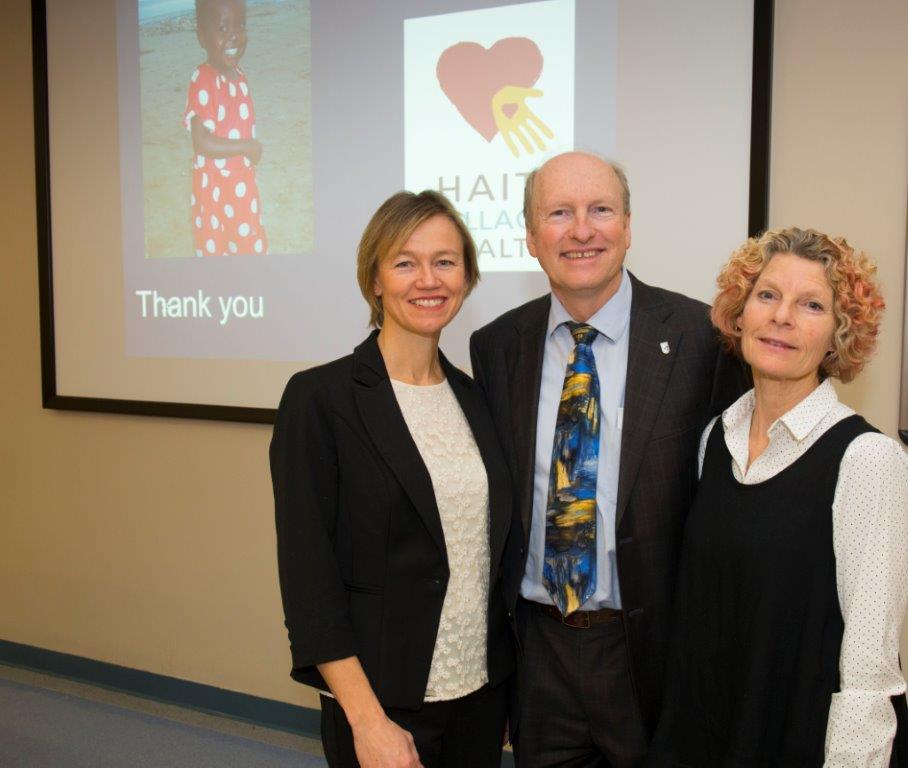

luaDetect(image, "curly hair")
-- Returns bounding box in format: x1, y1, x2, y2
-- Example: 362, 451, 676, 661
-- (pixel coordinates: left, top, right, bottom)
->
711, 227, 885, 383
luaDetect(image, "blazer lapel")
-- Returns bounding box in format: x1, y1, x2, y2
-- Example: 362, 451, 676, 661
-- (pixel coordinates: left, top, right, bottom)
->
352, 333, 448, 563
509, 297, 549, 542
442, 356, 511, 575
617, 277, 681, 530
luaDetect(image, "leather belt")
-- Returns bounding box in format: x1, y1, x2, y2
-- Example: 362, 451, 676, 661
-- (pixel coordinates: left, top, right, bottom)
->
533, 600, 622, 629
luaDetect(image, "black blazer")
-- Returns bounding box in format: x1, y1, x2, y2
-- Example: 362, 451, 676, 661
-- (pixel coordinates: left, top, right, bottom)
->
469, 273, 747, 736
271, 331, 515, 710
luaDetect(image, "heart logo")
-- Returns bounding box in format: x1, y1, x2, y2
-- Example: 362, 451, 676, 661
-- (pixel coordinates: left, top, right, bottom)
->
436, 37, 544, 142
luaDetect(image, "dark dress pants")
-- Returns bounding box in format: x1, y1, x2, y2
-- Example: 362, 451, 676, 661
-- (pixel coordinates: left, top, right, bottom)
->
321, 682, 508, 768
515, 599, 648, 768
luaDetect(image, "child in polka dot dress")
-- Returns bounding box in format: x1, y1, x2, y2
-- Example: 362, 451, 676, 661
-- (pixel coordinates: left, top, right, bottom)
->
183, 0, 268, 256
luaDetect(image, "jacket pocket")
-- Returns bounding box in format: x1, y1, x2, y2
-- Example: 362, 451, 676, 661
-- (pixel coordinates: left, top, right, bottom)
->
344, 582, 384, 596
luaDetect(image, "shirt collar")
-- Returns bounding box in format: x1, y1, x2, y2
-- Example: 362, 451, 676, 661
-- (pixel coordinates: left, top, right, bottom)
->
722, 378, 841, 443
773, 378, 840, 441
721, 387, 756, 437
546, 268, 632, 343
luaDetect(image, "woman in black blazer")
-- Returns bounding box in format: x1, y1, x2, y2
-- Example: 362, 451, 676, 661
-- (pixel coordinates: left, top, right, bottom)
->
271, 190, 515, 768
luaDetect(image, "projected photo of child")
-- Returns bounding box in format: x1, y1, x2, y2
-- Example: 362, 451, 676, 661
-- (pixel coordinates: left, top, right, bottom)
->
138, 0, 312, 258
184, 0, 267, 256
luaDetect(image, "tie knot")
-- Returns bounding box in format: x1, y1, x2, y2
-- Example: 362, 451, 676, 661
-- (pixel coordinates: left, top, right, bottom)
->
568, 322, 597, 346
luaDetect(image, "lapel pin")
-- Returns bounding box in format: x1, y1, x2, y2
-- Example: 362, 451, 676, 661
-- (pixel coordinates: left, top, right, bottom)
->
660, 341, 670, 354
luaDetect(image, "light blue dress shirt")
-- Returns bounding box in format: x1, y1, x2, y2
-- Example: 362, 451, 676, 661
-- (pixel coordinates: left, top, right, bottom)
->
520, 269, 632, 610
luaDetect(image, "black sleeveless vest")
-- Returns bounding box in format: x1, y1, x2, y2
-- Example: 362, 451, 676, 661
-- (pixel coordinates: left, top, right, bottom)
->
651, 413, 906, 767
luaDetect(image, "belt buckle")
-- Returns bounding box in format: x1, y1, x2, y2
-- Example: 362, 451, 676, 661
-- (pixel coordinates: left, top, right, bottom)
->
564, 610, 590, 629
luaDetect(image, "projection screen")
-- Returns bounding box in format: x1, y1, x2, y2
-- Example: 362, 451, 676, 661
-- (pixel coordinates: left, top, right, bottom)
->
34, 0, 773, 422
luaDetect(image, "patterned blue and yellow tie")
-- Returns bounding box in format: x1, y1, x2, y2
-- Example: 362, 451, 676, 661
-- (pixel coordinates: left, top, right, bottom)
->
544, 322, 599, 616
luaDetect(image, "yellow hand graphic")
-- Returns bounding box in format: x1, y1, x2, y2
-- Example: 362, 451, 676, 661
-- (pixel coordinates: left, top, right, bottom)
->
491, 85, 554, 158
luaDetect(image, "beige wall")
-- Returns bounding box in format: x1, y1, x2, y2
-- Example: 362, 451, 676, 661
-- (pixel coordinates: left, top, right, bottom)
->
1, 0, 316, 709
769, 0, 908, 661
770, 0, 908, 428
1, 0, 905, 714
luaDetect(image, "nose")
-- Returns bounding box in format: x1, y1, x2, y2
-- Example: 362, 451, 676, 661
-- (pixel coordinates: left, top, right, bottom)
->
227, 21, 244, 40
771, 298, 795, 326
415, 263, 441, 288
570, 214, 593, 242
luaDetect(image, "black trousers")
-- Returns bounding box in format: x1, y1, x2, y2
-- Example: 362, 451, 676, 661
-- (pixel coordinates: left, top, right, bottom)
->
320, 682, 508, 768
515, 599, 648, 768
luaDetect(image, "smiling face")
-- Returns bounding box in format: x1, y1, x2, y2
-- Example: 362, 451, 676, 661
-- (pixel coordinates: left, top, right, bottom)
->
525, 153, 631, 320
373, 214, 468, 341
197, 0, 247, 76
739, 253, 836, 392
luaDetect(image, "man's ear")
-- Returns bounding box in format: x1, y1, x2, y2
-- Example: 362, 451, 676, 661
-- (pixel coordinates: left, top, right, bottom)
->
525, 225, 538, 259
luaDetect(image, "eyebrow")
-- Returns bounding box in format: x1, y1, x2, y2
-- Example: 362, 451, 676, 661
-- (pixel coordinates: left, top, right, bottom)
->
543, 198, 615, 209
755, 277, 831, 297
396, 249, 461, 257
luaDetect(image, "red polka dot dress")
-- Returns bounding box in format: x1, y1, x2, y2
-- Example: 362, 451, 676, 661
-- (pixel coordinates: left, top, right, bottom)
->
183, 63, 268, 256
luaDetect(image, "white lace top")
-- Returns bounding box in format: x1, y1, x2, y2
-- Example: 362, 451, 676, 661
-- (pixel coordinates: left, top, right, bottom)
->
391, 378, 490, 702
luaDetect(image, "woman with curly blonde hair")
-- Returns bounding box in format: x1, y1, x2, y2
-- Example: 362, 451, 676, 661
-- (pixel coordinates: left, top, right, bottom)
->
649, 227, 908, 767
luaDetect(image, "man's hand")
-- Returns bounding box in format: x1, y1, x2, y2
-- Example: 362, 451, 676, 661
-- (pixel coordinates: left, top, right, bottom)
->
351, 714, 423, 768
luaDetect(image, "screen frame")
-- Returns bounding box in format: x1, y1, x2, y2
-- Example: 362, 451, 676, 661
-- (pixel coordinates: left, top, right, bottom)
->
899, 191, 908, 446
32, 0, 775, 425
